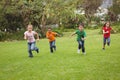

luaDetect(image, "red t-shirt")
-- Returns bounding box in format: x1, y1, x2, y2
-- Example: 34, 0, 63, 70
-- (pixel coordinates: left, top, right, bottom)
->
102, 27, 112, 38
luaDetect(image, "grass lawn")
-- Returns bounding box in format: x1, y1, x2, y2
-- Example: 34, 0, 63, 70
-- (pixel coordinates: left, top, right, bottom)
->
0, 29, 120, 80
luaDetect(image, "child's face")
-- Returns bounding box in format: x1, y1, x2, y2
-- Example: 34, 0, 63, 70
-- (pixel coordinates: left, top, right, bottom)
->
106, 22, 110, 27
79, 26, 83, 31
48, 29, 52, 33
27, 25, 33, 32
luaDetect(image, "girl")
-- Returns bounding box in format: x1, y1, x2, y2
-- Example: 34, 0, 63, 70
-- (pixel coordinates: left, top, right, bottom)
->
24, 24, 39, 57
102, 22, 112, 50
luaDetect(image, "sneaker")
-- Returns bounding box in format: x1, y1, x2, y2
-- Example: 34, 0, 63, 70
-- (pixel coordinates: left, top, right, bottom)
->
29, 55, 33, 58
77, 49, 80, 54
83, 52, 86, 55
102, 48, 105, 50
36, 49, 39, 53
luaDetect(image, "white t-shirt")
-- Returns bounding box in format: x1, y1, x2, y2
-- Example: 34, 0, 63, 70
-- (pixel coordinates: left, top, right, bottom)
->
24, 31, 36, 42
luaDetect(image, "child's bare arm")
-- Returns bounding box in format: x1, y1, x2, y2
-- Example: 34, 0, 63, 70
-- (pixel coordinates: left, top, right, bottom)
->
71, 32, 76, 36
35, 32, 40, 40
24, 34, 27, 40
56, 33, 61, 37
103, 30, 108, 34
82, 37, 86, 40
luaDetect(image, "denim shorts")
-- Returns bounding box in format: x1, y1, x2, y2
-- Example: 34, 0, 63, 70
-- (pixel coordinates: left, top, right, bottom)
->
104, 37, 110, 44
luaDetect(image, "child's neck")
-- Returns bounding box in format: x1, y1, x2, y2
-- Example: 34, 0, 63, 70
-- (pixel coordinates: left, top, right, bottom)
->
79, 30, 83, 31
28, 30, 32, 32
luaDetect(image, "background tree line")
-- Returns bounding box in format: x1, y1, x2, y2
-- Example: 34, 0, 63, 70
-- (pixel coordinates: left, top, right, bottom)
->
0, 0, 120, 41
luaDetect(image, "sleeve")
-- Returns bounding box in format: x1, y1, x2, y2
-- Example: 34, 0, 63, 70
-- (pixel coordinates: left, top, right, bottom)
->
32, 31, 36, 35
53, 32, 57, 36
110, 27, 112, 30
75, 30, 78, 34
24, 31, 27, 35
102, 27, 104, 30
84, 31, 87, 37
46, 32, 48, 37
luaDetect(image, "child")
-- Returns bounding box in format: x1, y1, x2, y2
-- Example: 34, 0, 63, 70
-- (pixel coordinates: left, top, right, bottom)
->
71, 24, 86, 54
46, 28, 60, 53
102, 22, 112, 50
24, 24, 39, 57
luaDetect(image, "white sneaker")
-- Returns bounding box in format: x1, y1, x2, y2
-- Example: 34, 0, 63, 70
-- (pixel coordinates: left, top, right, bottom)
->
83, 52, 86, 55
77, 49, 80, 54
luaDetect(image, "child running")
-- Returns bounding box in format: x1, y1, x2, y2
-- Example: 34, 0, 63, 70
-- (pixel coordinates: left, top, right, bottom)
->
24, 24, 39, 57
71, 24, 86, 54
46, 28, 60, 53
102, 22, 112, 50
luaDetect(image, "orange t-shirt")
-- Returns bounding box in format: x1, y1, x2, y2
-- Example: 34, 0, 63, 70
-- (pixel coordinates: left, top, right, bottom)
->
46, 31, 57, 42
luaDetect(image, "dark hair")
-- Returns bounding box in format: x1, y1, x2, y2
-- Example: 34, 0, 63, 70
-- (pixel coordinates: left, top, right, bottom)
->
103, 22, 110, 27
79, 23, 84, 27
48, 27, 52, 29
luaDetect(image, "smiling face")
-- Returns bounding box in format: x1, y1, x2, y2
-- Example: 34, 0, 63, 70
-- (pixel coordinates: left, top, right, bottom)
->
48, 28, 52, 33
79, 25, 84, 31
27, 25, 33, 32
105, 22, 110, 27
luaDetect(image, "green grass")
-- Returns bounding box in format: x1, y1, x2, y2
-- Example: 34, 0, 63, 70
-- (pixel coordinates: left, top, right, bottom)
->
0, 29, 120, 80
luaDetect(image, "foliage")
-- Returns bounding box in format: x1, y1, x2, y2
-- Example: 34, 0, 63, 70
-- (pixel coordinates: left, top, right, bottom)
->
108, 0, 120, 21
109, 0, 120, 16
81, 0, 103, 23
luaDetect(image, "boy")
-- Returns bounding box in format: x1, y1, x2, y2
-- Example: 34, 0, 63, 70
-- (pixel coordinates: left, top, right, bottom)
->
24, 24, 39, 57
102, 22, 112, 50
46, 28, 60, 53
71, 24, 86, 54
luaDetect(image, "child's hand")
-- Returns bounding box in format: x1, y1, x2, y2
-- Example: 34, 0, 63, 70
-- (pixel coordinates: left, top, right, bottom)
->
58, 35, 62, 37
24, 37, 28, 40
106, 31, 109, 33
24, 37, 27, 40
114, 30, 117, 33
36, 39, 40, 41
81, 38, 84, 41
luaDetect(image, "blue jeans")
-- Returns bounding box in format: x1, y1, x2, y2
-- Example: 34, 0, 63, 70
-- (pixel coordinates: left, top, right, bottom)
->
77, 40, 85, 53
103, 37, 110, 46
49, 40, 56, 53
28, 42, 38, 57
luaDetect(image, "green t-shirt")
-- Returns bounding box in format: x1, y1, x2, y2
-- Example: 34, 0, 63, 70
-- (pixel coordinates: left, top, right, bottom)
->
75, 30, 86, 41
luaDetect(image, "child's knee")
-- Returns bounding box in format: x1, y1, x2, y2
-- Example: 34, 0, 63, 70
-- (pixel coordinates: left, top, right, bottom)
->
28, 49, 31, 52
31, 47, 34, 50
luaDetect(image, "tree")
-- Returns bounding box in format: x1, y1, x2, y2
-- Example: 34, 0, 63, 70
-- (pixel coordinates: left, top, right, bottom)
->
0, 0, 78, 34
109, 0, 120, 21
81, 0, 103, 23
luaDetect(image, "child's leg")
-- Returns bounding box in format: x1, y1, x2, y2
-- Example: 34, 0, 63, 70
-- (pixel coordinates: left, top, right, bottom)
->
28, 43, 33, 57
31, 42, 39, 53
49, 42, 53, 53
52, 40, 56, 51
78, 41, 82, 50
77, 41, 82, 53
107, 37, 110, 46
103, 38, 107, 49
81, 41, 85, 53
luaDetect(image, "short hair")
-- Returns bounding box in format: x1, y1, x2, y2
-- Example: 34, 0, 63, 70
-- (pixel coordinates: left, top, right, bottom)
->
48, 27, 52, 30
79, 23, 84, 27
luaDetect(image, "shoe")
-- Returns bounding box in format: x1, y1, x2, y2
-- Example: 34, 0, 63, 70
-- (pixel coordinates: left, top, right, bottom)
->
83, 52, 86, 55
77, 49, 80, 54
36, 49, 39, 53
102, 48, 105, 50
29, 56, 33, 58
50, 51, 53, 53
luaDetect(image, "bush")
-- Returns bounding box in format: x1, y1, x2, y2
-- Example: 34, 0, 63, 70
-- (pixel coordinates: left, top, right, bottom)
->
0, 31, 5, 41
0, 30, 25, 41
